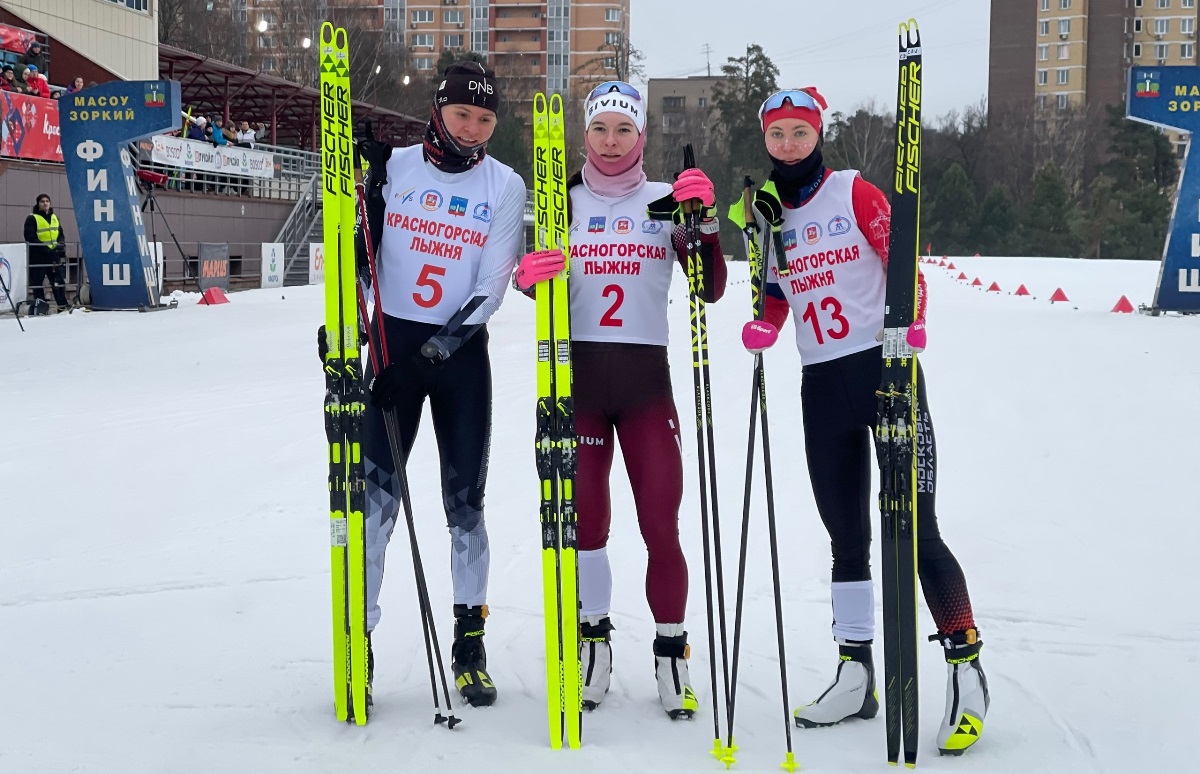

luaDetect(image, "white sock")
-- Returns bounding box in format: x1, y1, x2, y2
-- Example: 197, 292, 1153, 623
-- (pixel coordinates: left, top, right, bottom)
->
831, 580, 875, 641
578, 548, 612, 617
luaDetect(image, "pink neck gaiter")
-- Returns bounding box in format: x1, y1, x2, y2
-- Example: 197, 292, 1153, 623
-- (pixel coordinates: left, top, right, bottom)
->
582, 132, 647, 198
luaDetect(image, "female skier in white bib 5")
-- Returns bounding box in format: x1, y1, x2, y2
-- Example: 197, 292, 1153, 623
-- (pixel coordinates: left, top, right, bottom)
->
356, 61, 526, 708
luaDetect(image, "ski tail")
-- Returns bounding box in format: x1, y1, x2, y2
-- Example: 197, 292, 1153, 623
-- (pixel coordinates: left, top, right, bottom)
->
880, 17, 923, 768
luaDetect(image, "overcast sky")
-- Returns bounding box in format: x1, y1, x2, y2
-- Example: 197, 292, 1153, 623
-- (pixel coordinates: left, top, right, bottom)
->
630, 0, 990, 120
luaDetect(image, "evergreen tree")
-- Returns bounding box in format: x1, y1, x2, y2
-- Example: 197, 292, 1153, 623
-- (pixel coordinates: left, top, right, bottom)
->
1090, 104, 1176, 259
925, 162, 978, 255
1024, 164, 1082, 256
709, 44, 779, 254
976, 185, 1020, 255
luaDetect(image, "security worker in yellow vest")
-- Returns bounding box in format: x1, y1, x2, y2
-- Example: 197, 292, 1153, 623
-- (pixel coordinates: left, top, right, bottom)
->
23, 193, 70, 314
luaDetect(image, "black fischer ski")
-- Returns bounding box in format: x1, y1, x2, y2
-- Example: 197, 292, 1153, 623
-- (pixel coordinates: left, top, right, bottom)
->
877, 18, 923, 769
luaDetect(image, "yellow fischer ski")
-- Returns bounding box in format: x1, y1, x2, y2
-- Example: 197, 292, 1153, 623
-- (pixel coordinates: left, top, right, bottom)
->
532, 92, 581, 750
320, 20, 369, 725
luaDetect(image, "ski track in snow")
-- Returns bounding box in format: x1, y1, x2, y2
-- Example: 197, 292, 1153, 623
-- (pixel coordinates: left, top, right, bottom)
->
2, 257, 1196, 773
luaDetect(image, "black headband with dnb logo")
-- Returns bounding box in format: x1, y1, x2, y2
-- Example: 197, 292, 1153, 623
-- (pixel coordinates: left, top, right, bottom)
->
434, 61, 501, 114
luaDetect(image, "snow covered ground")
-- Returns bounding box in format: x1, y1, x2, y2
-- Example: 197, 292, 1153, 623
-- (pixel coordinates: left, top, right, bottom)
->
2, 256, 1196, 773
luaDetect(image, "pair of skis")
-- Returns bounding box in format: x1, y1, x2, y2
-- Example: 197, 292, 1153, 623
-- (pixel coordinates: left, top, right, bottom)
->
878, 18, 924, 769
321, 22, 458, 730
319, 22, 369, 726
531, 92, 582, 750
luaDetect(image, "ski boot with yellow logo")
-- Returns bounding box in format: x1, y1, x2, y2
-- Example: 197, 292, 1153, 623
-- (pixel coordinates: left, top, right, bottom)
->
451, 604, 497, 707
934, 628, 989, 756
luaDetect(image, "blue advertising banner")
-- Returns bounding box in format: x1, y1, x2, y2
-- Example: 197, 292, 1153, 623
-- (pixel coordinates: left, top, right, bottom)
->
1126, 67, 1200, 313
59, 81, 182, 310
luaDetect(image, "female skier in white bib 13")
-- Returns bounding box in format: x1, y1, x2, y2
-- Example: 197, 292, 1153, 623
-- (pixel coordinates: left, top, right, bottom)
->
357, 61, 526, 709
514, 81, 727, 719
736, 87, 989, 755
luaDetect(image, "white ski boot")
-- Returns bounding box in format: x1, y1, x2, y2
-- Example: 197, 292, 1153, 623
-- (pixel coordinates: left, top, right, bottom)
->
794, 638, 879, 727
580, 615, 614, 710
653, 626, 698, 719
935, 629, 989, 756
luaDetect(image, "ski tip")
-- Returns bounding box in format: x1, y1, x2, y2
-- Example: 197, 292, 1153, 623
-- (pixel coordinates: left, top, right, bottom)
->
533, 92, 547, 111
549, 92, 564, 115
899, 18, 921, 50
320, 21, 334, 45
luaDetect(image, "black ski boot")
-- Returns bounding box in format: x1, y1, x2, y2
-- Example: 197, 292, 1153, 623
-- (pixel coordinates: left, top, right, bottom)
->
452, 604, 497, 707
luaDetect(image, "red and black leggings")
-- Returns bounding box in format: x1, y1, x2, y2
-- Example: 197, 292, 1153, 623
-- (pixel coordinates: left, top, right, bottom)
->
800, 345, 977, 636
574, 341, 687, 624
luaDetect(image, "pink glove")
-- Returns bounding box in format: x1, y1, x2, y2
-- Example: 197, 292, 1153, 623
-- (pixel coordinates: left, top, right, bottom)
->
906, 320, 926, 353
672, 168, 715, 207
514, 249, 566, 290
742, 320, 779, 354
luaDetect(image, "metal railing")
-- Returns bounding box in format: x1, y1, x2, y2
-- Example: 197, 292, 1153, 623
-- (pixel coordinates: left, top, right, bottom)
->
275, 172, 323, 278
131, 140, 322, 201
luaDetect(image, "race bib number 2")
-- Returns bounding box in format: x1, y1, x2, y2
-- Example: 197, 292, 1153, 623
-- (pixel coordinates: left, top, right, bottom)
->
599, 283, 624, 327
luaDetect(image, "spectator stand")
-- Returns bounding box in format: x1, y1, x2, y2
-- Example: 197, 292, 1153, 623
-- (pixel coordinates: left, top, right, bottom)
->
158, 44, 423, 151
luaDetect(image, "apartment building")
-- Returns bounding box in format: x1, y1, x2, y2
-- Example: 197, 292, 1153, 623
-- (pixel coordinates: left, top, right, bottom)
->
218, 1, 628, 98
989, 0, 1199, 115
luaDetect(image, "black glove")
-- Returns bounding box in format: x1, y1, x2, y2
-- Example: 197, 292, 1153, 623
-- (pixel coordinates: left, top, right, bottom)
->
369, 353, 443, 410
317, 324, 329, 364
355, 127, 392, 189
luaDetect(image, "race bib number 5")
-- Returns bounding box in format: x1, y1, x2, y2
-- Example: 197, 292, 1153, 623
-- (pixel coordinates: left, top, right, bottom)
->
413, 263, 446, 308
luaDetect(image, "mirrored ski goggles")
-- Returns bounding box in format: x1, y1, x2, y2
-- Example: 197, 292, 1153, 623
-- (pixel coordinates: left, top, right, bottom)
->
587, 81, 643, 102
758, 89, 823, 121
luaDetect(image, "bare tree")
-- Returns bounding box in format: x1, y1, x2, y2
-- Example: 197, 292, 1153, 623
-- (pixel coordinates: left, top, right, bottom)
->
824, 99, 894, 189
573, 32, 646, 83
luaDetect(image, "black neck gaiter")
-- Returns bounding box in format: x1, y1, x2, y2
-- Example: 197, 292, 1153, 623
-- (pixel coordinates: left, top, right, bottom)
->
422, 106, 487, 174
769, 147, 826, 207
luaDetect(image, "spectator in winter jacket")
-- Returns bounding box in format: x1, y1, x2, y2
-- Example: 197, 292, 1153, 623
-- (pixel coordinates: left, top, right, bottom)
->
23, 193, 69, 313
22, 65, 50, 99
64, 76, 84, 95
0, 66, 16, 92
235, 120, 256, 148
21, 41, 47, 76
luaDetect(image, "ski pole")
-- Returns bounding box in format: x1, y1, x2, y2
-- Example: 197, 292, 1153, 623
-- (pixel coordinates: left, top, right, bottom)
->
680, 144, 733, 762
354, 163, 459, 729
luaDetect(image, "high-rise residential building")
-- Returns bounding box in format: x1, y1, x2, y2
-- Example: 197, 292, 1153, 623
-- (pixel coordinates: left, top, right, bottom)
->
206, 1, 629, 99
989, 0, 1199, 116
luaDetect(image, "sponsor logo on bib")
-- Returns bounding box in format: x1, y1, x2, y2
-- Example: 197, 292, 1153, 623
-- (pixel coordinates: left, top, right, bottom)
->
421, 189, 443, 211
641, 220, 663, 234
783, 229, 798, 251
803, 222, 822, 245
473, 202, 491, 222
828, 215, 851, 236
448, 196, 468, 216
588, 216, 606, 233
612, 216, 634, 235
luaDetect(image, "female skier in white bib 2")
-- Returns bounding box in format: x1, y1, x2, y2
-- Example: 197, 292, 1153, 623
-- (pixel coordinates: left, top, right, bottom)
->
514, 82, 727, 719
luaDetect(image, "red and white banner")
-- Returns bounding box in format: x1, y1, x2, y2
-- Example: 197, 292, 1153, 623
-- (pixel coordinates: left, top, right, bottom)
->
0, 91, 63, 162
148, 134, 276, 179
0, 24, 36, 56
